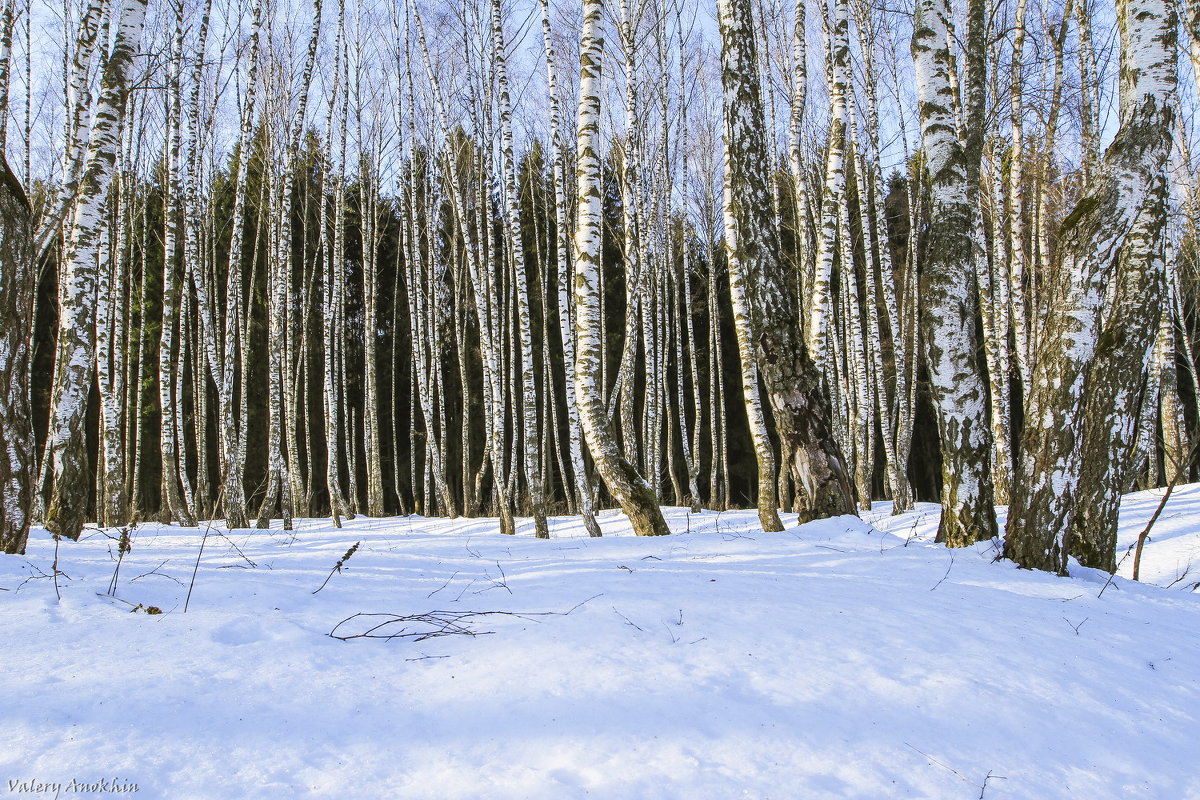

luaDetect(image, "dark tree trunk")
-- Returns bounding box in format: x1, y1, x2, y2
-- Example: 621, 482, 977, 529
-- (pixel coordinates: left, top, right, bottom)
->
0, 156, 34, 554
717, 0, 856, 523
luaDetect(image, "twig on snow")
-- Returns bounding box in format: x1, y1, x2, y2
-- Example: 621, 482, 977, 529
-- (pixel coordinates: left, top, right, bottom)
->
312, 541, 361, 594
906, 743, 1005, 797
426, 571, 461, 599
612, 607, 644, 632
930, 548, 955, 591
329, 594, 601, 642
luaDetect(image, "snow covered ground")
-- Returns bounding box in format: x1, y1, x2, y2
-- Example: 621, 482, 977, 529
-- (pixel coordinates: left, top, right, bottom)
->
2, 486, 1199, 799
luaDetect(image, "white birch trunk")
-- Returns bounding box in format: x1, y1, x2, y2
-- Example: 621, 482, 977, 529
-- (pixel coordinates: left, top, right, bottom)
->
911, 0, 997, 546
540, 0, 602, 535
574, 0, 669, 537
45, 0, 148, 540
1006, 0, 1177, 572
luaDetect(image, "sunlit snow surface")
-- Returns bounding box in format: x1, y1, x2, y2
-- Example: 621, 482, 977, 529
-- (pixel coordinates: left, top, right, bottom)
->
2, 487, 1199, 799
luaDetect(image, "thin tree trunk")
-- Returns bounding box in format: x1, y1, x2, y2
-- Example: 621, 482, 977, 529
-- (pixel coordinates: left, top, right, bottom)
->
540, 0, 602, 535
217, 0, 262, 530
492, 0, 547, 537
574, 0, 669, 537
160, 1, 195, 527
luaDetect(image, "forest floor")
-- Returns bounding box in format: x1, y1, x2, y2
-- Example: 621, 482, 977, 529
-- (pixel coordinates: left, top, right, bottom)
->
2, 487, 1199, 799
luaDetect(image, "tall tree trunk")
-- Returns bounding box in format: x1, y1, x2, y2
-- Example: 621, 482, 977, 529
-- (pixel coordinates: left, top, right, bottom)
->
321, 0, 350, 525
1005, 0, 1176, 573
851, 0, 913, 512
717, 0, 855, 523
540, 0, 602, 535
805, 0, 850, 374
0, 156, 33, 553
1008, 0, 1031, 390
97, 140, 130, 528
573, 0, 668, 537
492, 0, 547, 538
217, 0, 263, 530
160, 1, 196, 528
45, 0, 148, 540
911, 0, 997, 546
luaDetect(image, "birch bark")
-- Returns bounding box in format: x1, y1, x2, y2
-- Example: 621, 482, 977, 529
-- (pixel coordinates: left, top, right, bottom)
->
718, 0, 855, 523
1006, 0, 1176, 572
540, 0, 602, 535
216, 0, 263, 529
911, 0, 997, 546
574, 0, 669, 537
492, 0, 548, 538
160, 0, 196, 527
45, 0, 148, 540
0, 155, 32, 553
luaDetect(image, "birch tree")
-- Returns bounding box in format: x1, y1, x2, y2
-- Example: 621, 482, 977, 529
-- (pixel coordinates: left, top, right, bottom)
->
0, 154, 32, 553
258, 0, 322, 528
574, 0, 668, 537
215, 0, 265, 529
805, 0, 850, 373
159, 0, 196, 528
718, 0, 855, 522
540, 0, 602, 536
1005, 0, 1177, 573
910, 0, 997, 546
492, 0, 548, 538
45, 0, 149, 540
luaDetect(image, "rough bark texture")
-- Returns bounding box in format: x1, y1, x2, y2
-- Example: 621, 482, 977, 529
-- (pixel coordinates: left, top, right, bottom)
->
218, 0, 262, 530
493, 0, 548, 539
804, 0, 850, 372
159, 11, 196, 528
1005, 0, 1176, 573
45, 0, 148, 540
725, 225, 783, 532
1068, 218, 1165, 571
0, 156, 33, 554
911, 0, 997, 546
717, 0, 855, 524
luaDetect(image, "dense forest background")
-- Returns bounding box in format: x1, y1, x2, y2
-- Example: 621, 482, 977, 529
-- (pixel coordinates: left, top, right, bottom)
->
0, 0, 1194, 575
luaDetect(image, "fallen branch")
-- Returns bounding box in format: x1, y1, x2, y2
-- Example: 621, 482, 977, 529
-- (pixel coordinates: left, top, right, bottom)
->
328, 594, 602, 642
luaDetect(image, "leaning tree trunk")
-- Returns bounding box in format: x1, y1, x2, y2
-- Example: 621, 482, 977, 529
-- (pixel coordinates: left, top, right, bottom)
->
45, 0, 148, 541
1005, 0, 1176, 573
726, 226, 783, 531
910, 0, 997, 546
717, 0, 856, 523
0, 156, 33, 554
573, 0, 668, 537
1067, 211, 1167, 571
